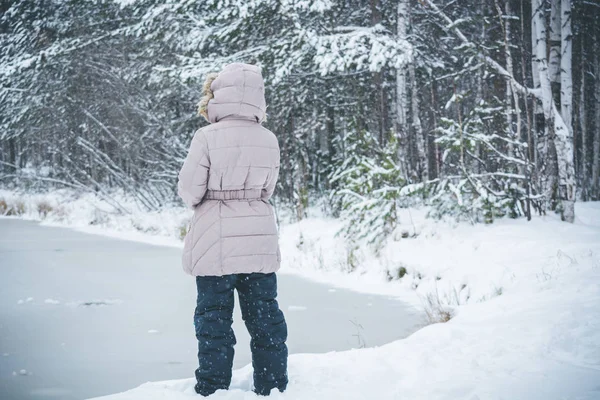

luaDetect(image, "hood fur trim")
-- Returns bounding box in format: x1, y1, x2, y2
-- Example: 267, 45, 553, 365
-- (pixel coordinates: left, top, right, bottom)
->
197, 72, 219, 122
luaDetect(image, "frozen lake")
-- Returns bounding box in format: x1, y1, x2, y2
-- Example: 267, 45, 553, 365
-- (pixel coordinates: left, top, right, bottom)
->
0, 219, 421, 400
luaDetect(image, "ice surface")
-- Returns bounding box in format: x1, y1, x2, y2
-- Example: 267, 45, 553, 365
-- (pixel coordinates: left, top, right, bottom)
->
287, 306, 307, 311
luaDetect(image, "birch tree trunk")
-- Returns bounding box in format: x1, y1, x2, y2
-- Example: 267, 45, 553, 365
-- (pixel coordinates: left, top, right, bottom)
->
520, 0, 533, 219
560, 0, 574, 218
531, 3, 541, 93
507, 0, 522, 155
409, 62, 427, 180
549, 0, 562, 90
531, 0, 543, 172
533, 0, 557, 202
560, 0, 573, 134
533, 0, 575, 222
406, 0, 427, 181
396, 0, 409, 178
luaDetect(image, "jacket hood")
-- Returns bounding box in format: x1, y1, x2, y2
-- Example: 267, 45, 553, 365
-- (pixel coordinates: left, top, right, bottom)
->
205, 63, 266, 124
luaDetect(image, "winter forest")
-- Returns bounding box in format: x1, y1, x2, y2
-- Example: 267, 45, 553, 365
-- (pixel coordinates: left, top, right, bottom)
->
1, 0, 600, 244
2, 2, 600, 399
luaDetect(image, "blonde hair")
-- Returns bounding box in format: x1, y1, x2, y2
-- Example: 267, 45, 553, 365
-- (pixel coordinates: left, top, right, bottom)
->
197, 72, 219, 121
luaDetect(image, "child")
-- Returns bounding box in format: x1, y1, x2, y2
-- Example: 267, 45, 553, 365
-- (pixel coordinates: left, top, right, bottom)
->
177, 63, 288, 396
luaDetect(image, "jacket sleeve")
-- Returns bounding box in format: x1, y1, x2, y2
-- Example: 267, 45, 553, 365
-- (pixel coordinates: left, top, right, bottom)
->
177, 130, 210, 209
261, 165, 280, 201
261, 141, 280, 201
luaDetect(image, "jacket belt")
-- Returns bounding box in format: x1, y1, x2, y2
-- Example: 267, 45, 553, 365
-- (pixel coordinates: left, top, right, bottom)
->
204, 189, 262, 201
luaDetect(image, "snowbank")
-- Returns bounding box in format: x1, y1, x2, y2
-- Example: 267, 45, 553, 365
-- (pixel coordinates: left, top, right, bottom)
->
277, 202, 600, 311
0, 189, 190, 247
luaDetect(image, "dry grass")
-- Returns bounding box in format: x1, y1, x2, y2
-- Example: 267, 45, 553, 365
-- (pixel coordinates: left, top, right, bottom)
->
0, 198, 26, 216
37, 200, 53, 219
12, 200, 26, 215
344, 244, 359, 272
423, 288, 456, 324
178, 222, 189, 240
386, 265, 408, 281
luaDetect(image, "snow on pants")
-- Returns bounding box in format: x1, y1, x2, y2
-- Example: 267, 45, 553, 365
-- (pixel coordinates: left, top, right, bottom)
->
194, 272, 288, 396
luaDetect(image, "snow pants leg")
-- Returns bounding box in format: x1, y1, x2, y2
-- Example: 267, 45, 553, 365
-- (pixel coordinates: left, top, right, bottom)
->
194, 275, 236, 396
193, 273, 288, 397
237, 273, 288, 395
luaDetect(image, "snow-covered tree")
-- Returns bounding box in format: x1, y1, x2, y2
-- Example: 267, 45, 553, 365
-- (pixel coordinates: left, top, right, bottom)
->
2, 0, 599, 235
330, 128, 405, 249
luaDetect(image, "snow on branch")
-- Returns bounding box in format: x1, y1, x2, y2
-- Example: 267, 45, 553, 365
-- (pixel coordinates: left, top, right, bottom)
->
309, 24, 413, 74
420, 0, 532, 98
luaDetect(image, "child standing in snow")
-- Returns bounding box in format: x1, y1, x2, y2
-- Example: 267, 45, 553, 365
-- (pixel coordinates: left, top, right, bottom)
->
177, 63, 288, 396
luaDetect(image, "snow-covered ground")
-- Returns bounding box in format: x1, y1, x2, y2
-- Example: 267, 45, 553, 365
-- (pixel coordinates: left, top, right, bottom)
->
2, 190, 599, 399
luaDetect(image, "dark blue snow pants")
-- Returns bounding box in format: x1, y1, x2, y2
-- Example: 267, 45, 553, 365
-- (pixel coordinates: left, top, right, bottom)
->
194, 273, 288, 397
